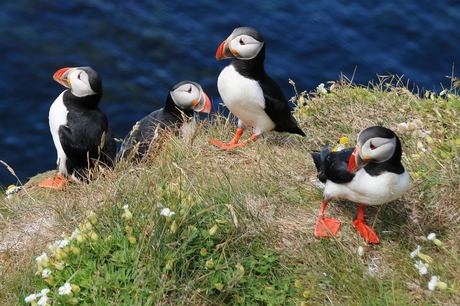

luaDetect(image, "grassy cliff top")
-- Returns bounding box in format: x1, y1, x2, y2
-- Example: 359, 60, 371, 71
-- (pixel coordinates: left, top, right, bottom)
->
1, 75, 459, 305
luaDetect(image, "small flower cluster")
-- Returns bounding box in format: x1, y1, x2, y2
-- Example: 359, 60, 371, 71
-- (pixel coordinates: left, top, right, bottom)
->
122, 204, 137, 244
410, 233, 454, 292
396, 119, 431, 140
160, 207, 177, 233
25, 212, 99, 305
24, 288, 50, 306
4, 184, 21, 199
316, 83, 327, 95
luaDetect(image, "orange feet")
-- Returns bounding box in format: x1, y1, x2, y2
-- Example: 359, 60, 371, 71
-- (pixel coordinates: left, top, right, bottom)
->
38, 173, 71, 190
352, 205, 379, 244
210, 138, 251, 150
314, 201, 341, 237
315, 216, 341, 237
210, 128, 258, 150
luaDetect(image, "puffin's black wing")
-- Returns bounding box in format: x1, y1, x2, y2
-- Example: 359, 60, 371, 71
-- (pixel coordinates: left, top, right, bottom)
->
118, 109, 184, 159
311, 145, 355, 184
258, 74, 305, 136
59, 107, 115, 170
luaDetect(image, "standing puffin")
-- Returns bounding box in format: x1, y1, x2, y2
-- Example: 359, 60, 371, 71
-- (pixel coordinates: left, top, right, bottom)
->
118, 81, 211, 160
311, 126, 410, 244
39, 67, 116, 189
210, 26, 305, 150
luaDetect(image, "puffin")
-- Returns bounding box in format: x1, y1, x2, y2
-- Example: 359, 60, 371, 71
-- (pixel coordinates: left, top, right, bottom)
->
39, 66, 116, 189
311, 126, 410, 243
210, 26, 305, 150
118, 81, 211, 160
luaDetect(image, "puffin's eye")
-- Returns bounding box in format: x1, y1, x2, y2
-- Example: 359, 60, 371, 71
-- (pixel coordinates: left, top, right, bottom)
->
370, 142, 377, 150
239, 38, 245, 45
77, 72, 82, 80
187, 86, 192, 94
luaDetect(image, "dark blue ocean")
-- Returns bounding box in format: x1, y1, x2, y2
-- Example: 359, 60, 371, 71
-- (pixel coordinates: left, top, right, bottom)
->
1, 0, 459, 187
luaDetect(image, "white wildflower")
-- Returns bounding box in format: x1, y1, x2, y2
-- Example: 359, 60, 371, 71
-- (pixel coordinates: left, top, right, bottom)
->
48, 241, 60, 252
70, 228, 81, 240
35, 253, 48, 263
410, 245, 421, 258
428, 275, 438, 291
396, 122, 408, 134
122, 207, 133, 220
413, 260, 428, 275
427, 232, 444, 247
24, 293, 37, 303
316, 83, 327, 95
41, 268, 51, 279
37, 295, 49, 306
5, 185, 21, 199
160, 208, 176, 217
123, 204, 129, 210
357, 246, 364, 256
38, 288, 50, 297
58, 239, 70, 248
58, 282, 72, 295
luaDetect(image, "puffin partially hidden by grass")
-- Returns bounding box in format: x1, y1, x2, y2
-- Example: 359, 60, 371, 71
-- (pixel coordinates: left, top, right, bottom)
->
118, 81, 211, 161
210, 26, 305, 150
39, 67, 116, 189
311, 126, 410, 243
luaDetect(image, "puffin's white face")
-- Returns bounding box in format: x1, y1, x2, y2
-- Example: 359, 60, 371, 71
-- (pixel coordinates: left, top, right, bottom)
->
53, 67, 100, 98
170, 81, 211, 113
66, 69, 98, 97
359, 136, 397, 163
228, 34, 264, 60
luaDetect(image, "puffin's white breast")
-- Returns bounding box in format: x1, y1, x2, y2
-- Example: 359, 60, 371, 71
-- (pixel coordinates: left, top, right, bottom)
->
217, 65, 275, 135
324, 170, 410, 206
49, 91, 69, 175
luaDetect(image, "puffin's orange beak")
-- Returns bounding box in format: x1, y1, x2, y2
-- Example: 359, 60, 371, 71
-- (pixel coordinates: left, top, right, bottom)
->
193, 91, 212, 113
348, 145, 371, 173
53, 67, 76, 88
216, 38, 234, 60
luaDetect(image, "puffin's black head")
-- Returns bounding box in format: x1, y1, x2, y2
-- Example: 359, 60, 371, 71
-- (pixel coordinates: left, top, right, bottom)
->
165, 81, 212, 116
348, 126, 403, 173
216, 26, 265, 61
54, 66, 102, 98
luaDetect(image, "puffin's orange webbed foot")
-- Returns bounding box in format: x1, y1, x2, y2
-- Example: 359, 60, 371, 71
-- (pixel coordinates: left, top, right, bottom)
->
315, 216, 341, 237
38, 173, 71, 190
352, 205, 379, 244
210, 129, 258, 150
352, 219, 379, 244
210, 138, 251, 150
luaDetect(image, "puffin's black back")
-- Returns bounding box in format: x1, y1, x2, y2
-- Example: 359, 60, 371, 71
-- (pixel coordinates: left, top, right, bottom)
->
231, 43, 305, 137
59, 90, 116, 180
311, 145, 355, 184
118, 92, 194, 160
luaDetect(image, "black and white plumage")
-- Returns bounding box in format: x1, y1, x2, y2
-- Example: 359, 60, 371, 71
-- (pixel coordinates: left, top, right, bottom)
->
39, 66, 116, 188
210, 26, 305, 150
311, 126, 410, 243
118, 81, 211, 160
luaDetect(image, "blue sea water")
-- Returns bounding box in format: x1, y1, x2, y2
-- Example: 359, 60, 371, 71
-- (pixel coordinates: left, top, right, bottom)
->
0, 0, 459, 187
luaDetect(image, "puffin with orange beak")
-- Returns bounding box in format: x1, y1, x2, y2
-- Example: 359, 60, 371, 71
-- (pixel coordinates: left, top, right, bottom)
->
118, 81, 212, 160
311, 126, 410, 243
210, 26, 305, 150
39, 67, 116, 189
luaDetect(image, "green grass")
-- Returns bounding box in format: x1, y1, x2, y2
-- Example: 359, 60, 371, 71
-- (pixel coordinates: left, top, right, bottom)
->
1, 75, 459, 305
